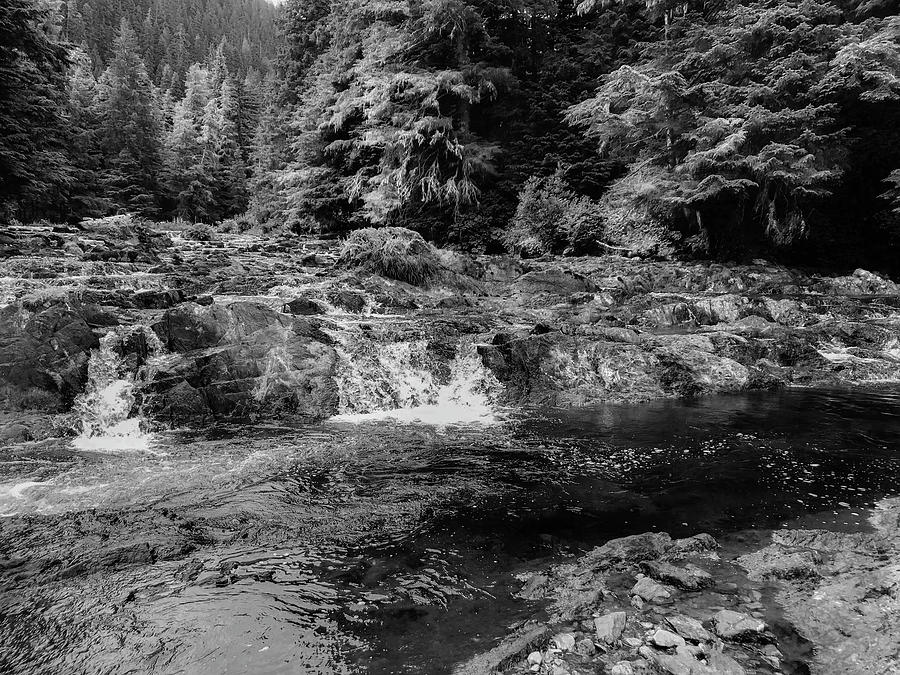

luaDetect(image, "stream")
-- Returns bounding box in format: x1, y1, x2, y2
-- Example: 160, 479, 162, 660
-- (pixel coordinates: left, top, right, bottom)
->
2, 223, 900, 674
1, 383, 899, 674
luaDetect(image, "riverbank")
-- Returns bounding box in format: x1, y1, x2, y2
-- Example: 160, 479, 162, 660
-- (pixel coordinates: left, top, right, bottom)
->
456, 497, 900, 675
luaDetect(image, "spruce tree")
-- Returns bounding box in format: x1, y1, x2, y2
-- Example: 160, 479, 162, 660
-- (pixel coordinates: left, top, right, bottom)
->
0, 0, 73, 220
67, 47, 107, 216
96, 18, 163, 215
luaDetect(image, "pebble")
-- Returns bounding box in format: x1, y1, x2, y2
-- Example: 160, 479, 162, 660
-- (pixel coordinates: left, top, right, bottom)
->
575, 637, 596, 655
552, 632, 577, 652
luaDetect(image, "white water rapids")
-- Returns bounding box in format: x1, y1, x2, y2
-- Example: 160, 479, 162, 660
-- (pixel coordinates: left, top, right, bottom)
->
330, 339, 504, 426
72, 327, 161, 452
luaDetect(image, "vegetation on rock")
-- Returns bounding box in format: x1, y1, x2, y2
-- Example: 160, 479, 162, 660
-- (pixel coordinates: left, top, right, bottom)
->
338, 227, 442, 286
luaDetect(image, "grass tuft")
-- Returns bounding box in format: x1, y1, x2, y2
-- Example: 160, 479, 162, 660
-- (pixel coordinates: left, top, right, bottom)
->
338, 227, 441, 286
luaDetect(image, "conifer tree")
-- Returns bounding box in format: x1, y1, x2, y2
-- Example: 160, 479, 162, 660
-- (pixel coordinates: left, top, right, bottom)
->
96, 18, 163, 215
67, 47, 106, 216
0, 0, 73, 220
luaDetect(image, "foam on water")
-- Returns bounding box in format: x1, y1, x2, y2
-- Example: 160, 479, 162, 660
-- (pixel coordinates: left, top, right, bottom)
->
72, 327, 159, 453
330, 340, 504, 427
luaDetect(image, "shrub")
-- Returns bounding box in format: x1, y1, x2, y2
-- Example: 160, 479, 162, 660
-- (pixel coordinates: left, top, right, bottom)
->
338, 227, 441, 286
597, 167, 682, 258
504, 174, 604, 257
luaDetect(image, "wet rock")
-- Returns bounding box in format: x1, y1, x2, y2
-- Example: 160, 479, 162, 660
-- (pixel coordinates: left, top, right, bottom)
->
0, 423, 33, 443
822, 268, 900, 295
738, 547, 821, 581
515, 267, 597, 295
711, 610, 766, 641
650, 629, 686, 649
520, 573, 549, 599
146, 302, 337, 422
587, 533, 673, 568
574, 638, 595, 656
452, 625, 553, 674
594, 611, 627, 643
147, 379, 211, 426
640, 645, 699, 675
0, 300, 100, 409
631, 576, 672, 603
436, 295, 474, 309
609, 663, 635, 675
643, 301, 698, 327
665, 615, 712, 643
707, 650, 746, 674
326, 289, 367, 313
132, 288, 185, 309
552, 632, 577, 652
283, 297, 326, 315
670, 534, 719, 556
640, 561, 713, 591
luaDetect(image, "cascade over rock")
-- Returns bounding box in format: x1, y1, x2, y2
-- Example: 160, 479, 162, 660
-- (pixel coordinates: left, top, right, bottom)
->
1, 222, 899, 430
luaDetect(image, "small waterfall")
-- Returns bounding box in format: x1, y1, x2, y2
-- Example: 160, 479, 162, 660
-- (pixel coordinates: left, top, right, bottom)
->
72, 327, 162, 452
331, 338, 503, 425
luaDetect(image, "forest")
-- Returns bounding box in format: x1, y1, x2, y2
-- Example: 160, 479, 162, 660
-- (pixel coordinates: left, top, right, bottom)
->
3, 0, 900, 269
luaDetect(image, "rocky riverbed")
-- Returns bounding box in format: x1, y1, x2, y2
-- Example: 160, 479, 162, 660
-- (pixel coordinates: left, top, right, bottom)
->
1, 218, 899, 675
2, 217, 899, 440
456, 497, 900, 675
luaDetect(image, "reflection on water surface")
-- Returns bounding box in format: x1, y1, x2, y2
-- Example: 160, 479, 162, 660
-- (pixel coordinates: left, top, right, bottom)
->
1, 387, 899, 674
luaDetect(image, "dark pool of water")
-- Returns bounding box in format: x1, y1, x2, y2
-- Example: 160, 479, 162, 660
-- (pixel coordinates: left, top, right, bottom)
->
1, 387, 899, 674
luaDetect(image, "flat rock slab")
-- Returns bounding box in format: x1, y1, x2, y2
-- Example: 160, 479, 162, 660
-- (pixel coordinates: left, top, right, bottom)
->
631, 576, 672, 602
712, 609, 766, 641
640, 560, 713, 591
665, 615, 712, 643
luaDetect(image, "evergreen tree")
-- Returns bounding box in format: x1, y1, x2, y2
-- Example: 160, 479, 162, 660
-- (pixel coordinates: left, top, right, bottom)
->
96, 18, 163, 215
67, 47, 107, 216
0, 0, 73, 220
164, 64, 213, 221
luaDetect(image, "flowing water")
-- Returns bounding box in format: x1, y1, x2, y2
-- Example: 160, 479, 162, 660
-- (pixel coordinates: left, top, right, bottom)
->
3, 227, 900, 673
1, 373, 899, 674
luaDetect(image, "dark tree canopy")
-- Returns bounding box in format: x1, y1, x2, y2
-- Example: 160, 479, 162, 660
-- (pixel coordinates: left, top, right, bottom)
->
2, 0, 900, 271
0, 0, 72, 220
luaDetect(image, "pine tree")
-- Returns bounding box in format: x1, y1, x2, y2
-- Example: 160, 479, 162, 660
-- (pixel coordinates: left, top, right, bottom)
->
212, 76, 248, 215
96, 18, 163, 215
0, 0, 73, 220
67, 47, 107, 216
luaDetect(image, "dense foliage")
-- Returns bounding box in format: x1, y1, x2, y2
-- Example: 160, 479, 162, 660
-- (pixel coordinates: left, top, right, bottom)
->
3, 0, 900, 269
263, 0, 900, 268
0, 0, 280, 222
60, 0, 278, 91
0, 0, 71, 220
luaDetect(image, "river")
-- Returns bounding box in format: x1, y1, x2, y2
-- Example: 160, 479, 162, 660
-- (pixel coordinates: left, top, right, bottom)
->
2, 384, 898, 674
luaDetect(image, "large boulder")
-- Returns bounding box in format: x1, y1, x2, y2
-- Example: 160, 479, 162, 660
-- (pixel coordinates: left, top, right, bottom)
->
0, 299, 111, 409
144, 302, 338, 422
